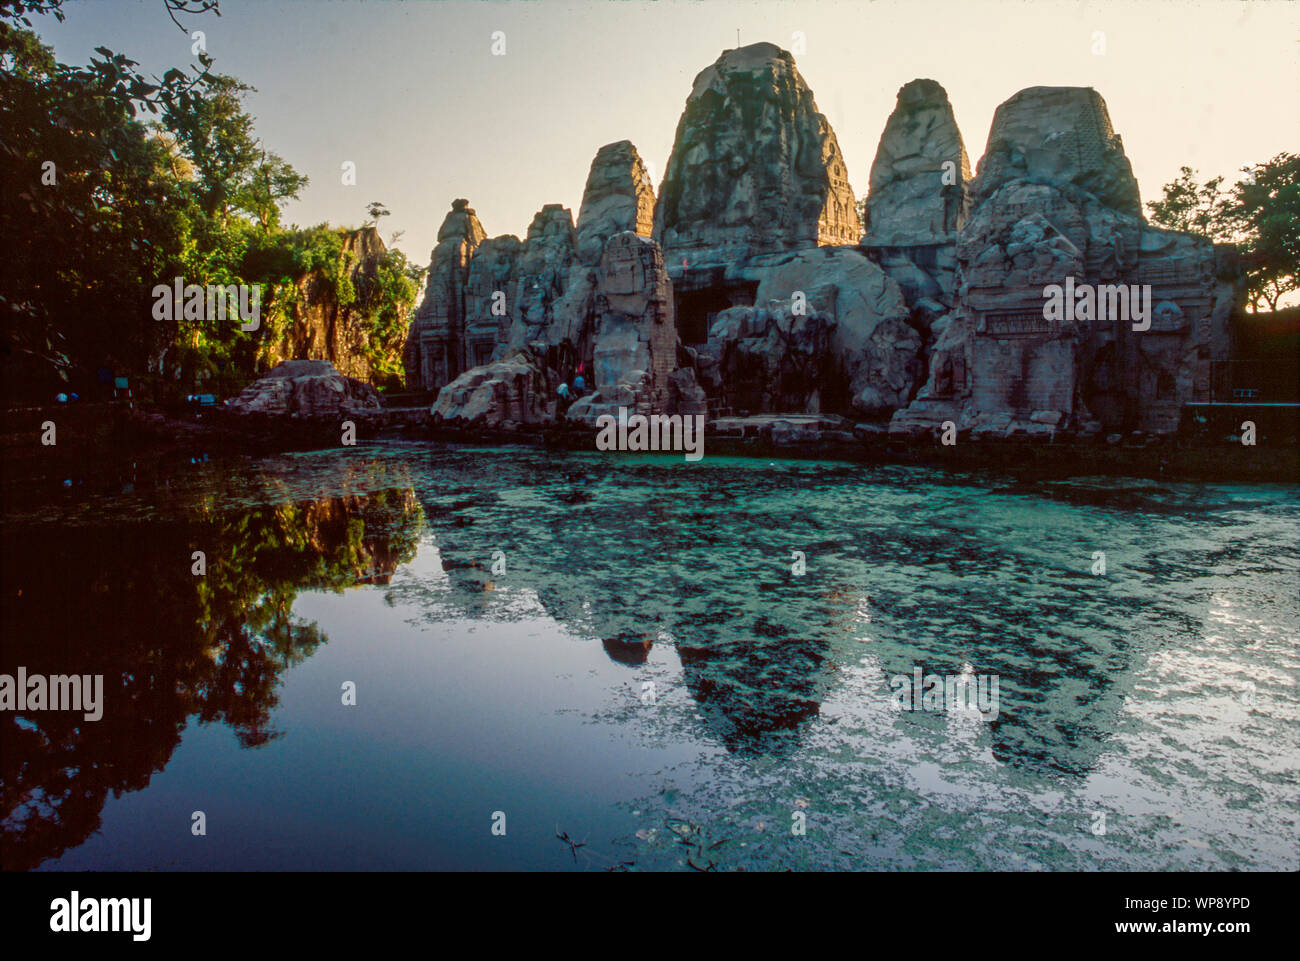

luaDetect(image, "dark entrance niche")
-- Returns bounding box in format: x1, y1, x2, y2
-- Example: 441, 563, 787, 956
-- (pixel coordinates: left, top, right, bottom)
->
674, 284, 757, 346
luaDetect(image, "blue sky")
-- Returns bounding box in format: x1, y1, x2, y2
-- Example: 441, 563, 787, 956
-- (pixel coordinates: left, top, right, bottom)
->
34, 0, 1300, 264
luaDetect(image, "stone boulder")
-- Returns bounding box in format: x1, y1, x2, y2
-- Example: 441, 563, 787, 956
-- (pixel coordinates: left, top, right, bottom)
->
228, 360, 380, 417
865, 79, 972, 246
504, 204, 577, 351
430, 350, 554, 428
653, 42, 861, 269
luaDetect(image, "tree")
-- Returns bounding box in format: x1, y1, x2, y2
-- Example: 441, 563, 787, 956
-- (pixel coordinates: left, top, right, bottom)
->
1233, 153, 1300, 312
0, 0, 221, 31
366, 201, 390, 226
0, 23, 195, 395
236, 149, 309, 234
161, 72, 261, 223
1148, 156, 1300, 312
1, 0, 407, 398
1, 0, 229, 396
1145, 167, 1236, 244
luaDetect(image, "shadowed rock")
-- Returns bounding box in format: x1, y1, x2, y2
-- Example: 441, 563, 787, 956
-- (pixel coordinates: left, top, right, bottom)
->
404, 199, 488, 391
697, 247, 917, 417
575, 140, 656, 267
866, 79, 972, 245
971, 86, 1141, 216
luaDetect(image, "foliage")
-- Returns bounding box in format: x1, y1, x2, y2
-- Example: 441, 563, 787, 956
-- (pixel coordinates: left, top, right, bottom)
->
0, 20, 197, 396
360, 247, 422, 381
1147, 155, 1300, 312
1233, 153, 1300, 312
1145, 167, 1236, 244
0, 1, 420, 400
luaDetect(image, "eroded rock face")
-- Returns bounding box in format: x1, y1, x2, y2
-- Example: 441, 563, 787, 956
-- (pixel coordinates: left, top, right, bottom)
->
575, 140, 656, 267
697, 248, 919, 417
866, 79, 972, 246
405, 144, 679, 423
403, 61, 1240, 441
404, 199, 487, 391
504, 204, 577, 351
891, 86, 1237, 438
971, 86, 1141, 217
566, 231, 681, 424
228, 360, 380, 417
653, 42, 861, 270
464, 235, 522, 368
547, 141, 658, 361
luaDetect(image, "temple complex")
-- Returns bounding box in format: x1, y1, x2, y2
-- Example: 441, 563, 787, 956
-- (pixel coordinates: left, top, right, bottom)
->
404, 43, 1241, 440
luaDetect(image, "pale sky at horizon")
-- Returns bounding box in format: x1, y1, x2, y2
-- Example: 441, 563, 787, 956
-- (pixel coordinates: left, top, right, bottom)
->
33, 0, 1300, 265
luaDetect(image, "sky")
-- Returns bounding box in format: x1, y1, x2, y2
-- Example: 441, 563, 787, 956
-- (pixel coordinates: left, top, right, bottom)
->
33, 0, 1300, 265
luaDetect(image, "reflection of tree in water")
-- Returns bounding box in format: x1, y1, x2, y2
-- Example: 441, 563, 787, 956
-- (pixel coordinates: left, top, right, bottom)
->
0, 488, 423, 870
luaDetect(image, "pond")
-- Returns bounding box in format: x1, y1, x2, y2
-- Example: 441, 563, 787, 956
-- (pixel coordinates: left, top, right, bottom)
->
2, 442, 1297, 870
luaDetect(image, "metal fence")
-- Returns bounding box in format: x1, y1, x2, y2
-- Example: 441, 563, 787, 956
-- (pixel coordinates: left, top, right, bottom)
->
1209, 360, 1300, 404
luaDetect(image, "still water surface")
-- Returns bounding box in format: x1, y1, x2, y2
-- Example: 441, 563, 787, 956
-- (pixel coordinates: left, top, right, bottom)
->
2, 443, 1297, 870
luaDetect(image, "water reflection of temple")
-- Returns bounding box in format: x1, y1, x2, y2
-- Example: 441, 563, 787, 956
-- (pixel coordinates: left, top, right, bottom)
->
404, 460, 1142, 770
